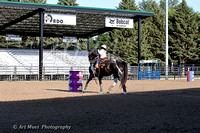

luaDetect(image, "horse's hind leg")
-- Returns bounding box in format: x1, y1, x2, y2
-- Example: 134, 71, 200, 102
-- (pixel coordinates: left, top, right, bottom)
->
99, 77, 103, 93
122, 84, 127, 95
107, 78, 118, 93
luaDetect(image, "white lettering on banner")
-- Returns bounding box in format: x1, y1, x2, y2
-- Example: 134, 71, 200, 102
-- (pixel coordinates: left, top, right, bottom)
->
6, 34, 22, 41
63, 36, 77, 43
105, 17, 133, 28
44, 13, 76, 25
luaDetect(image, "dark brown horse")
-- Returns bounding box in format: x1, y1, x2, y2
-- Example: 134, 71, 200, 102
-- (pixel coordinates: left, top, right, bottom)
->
83, 50, 128, 94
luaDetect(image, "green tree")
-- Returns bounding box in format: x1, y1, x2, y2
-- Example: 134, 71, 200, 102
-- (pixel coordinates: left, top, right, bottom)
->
58, 0, 78, 6
118, 0, 138, 10
169, 0, 199, 64
139, 0, 155, 11
109, 29, 138, 64
96, 32, 111, 49
106, 0, 139, 65
139, 0, 166, 65
159, 0, 179, 10
198, 14, 200, 63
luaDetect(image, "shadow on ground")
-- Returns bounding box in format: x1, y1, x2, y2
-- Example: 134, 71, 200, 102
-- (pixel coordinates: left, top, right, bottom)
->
1, 88, 200, 133
46, 89, 98, 94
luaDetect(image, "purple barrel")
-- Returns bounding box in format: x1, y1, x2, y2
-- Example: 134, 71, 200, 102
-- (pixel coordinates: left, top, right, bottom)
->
70, 71, 83, 79
69, 78, 83, 86
69, 85, 82, 92
69, 71, 83, 92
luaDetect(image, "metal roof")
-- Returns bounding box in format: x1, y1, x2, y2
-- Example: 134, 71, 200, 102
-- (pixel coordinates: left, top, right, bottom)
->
0, 1, 154, 38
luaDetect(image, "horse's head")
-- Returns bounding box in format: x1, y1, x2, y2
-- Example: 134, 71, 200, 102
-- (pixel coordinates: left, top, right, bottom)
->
88, 50, 97, 64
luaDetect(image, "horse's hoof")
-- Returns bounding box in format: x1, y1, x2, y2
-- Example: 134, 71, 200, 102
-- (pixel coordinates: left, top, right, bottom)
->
83, 89, 87, 93
107, 91, 110, 93
99, 91, 103, 94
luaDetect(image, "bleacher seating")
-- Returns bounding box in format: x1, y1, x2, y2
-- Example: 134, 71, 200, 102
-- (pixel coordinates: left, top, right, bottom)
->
0, 49, 90, 75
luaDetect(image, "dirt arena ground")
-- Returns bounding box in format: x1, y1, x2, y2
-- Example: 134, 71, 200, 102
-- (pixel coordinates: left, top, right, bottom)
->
1, 79, 200, 132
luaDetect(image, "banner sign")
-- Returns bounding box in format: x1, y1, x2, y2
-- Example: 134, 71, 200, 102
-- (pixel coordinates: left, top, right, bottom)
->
44, 13, 76, 25
105, 17, 133, 28
6, 34, 22, 41
139, 60, 158, 64
63, 36, 77, 43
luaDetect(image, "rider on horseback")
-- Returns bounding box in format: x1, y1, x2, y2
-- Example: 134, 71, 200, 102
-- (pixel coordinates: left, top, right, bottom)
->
91, 45, 107, 74
85, 47, 128, 94
96, 45, 107, 68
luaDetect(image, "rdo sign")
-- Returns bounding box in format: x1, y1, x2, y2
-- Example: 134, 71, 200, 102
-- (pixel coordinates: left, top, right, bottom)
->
44, 13, 76, 25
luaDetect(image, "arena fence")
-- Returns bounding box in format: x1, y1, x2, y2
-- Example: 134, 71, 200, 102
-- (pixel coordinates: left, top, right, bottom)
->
0, 65, 199, 81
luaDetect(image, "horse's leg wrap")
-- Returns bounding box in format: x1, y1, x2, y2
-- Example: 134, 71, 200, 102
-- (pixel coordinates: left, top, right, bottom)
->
107, 78, 118, 93
83, 84, 87, 92
99, 84, 103, 93
99, 78, 103, 93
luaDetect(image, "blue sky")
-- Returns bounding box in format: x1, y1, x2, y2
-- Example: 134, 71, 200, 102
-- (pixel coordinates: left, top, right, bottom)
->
47, 0, 200, 12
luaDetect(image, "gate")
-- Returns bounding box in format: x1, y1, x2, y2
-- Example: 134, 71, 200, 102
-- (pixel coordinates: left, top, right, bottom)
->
138, 60, 161, 80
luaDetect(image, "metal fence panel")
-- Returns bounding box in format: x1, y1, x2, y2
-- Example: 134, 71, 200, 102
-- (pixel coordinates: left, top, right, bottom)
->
0, 65, 199, 81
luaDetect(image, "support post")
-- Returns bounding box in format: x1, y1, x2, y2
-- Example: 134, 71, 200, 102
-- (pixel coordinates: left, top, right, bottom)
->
87, 36, 90, 50
165, 0, 169, 80
39, 10, 44, 81
138, 17, 141, 63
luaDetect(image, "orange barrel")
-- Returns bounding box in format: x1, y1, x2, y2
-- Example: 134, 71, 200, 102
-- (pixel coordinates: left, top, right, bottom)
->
187, 70, 190, 82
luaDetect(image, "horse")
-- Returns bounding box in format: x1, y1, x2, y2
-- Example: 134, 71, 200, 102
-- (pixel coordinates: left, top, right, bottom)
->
83, 50, 128, 94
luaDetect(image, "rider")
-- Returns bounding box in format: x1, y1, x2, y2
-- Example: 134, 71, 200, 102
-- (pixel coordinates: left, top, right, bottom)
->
93, 45, 107, 73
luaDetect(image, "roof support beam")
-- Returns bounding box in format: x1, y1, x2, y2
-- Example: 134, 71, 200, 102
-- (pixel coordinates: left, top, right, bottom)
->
39, 10, 44, 81
87, 36, 90, 50
138, 17, 141, 63
0, 8, 44, 31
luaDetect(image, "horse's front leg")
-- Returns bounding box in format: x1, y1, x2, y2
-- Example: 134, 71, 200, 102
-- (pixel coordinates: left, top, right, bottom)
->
107, 77, 118, 93
83, 74, 93, 93
99, 77, 103, 93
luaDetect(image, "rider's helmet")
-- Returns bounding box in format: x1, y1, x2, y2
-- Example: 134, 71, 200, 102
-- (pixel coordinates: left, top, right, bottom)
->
101, 45, 107, 50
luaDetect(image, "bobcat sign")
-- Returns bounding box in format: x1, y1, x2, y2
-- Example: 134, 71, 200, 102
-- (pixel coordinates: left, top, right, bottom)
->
44, 13, 76, 25
105, 17, 133, 28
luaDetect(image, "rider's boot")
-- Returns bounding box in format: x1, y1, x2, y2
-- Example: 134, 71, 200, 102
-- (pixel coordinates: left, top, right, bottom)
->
95, 63, 98, 69
93, 63, 98, 75
93, 68, 96, 75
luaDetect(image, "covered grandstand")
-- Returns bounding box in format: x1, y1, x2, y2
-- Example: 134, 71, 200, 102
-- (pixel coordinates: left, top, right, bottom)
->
0, 1, 154, 80
0, 48, 139, 81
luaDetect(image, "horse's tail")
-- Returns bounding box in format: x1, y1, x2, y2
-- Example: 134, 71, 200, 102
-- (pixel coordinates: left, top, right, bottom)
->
120, 61, 128, 88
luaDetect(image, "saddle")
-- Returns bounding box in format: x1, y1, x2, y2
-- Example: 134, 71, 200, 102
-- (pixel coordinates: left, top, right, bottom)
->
93, 57, 110, 78
99, 57, 109, 67
97, 57, 110, 76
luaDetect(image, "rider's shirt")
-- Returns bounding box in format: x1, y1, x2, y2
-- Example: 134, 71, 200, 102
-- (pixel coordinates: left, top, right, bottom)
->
98, 49, 107, 58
